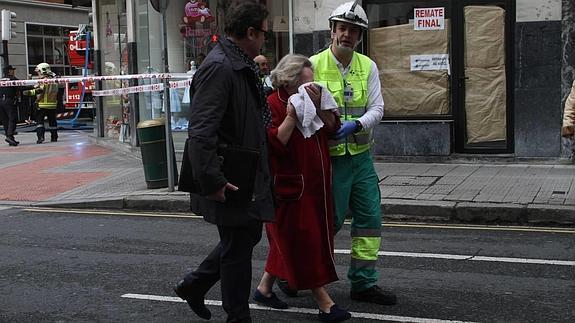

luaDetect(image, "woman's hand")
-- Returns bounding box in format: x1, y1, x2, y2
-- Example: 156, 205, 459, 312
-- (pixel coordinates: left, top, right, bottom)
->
304, 83, 321, 110
277, 101, 298, 146
286, 102, 298, 121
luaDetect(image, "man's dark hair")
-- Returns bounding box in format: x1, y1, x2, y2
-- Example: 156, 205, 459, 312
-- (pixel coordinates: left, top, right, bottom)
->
224, 2, 268, 39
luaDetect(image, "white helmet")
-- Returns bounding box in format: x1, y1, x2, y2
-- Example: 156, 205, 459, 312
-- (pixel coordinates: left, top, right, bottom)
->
35, 62, 53, 76
329, 1, 368, 30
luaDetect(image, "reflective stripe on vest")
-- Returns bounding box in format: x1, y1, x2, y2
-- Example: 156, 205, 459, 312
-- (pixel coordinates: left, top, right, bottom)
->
311, 49, 373, 156
37, 83, 59, 109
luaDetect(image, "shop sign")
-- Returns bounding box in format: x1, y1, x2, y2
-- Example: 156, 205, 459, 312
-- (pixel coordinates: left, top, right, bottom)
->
179, 26, 212, 38
410, 54, 449, 71
414, 7, 445, 30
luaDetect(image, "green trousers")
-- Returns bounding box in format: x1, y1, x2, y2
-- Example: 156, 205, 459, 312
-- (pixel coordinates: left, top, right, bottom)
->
332, 150, 382, 292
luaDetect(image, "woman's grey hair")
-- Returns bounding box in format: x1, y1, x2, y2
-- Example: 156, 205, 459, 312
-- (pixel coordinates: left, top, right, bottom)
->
270, 54, 312, 89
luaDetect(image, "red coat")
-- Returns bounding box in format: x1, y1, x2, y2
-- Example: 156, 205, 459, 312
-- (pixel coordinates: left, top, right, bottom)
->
264, 88, 340, 290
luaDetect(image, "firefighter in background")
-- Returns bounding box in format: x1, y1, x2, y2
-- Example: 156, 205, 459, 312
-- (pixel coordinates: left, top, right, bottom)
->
309, 1, 397, 305
23, 63, 62, 144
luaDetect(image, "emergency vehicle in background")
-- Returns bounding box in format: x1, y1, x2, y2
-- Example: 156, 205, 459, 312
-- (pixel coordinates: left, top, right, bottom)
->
64, 25, 94, 110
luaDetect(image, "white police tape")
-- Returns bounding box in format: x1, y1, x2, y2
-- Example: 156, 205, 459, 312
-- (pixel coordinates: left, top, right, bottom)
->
0, 73, 192, 87
92, 79, 191, 96
92, 83, 164, 97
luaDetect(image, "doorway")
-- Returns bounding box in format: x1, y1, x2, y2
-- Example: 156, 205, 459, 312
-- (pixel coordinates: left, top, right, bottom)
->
452, 0, 514, 153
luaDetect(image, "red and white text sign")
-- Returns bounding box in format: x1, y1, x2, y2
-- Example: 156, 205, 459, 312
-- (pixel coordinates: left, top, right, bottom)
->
414, 7, 445, 30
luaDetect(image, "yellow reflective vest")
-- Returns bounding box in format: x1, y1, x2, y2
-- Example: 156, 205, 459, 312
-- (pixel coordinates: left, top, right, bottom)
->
310, 48, 373, 156
25, 81, 60, 110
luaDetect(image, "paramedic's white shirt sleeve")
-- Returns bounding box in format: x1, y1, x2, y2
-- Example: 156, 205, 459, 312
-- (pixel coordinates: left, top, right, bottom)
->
359, 61, 384, 129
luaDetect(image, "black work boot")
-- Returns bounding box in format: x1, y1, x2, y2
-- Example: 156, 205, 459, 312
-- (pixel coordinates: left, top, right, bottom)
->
36, 128, 45, 144
350, 286, 397, 305
5, 136, 18, 146
50, 130, 58, 142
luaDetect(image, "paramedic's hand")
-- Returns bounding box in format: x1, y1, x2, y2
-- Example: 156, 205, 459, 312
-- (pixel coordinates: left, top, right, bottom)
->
208, 183, 239, 202
304, 83, 321, 109
22, 90, 32, 96
334, 121, 357, 140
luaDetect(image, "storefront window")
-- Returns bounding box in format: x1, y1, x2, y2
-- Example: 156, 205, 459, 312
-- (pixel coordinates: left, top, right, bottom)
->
366, 1, 451, 117
26, 24, 76, 76
98, 0, 131, 142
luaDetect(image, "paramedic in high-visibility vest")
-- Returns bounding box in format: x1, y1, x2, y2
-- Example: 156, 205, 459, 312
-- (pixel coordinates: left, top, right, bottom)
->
310, 1, 397, 306
23, 63, 61, 144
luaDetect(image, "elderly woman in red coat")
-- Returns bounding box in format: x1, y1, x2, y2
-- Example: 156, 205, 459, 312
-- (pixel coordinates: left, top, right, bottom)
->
252, 54, 350, 322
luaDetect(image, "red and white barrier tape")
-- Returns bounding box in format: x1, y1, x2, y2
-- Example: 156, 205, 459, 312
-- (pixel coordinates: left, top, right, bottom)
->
168, 79, 193, 89
0, 73, 192, 87
92, 83, 165, 97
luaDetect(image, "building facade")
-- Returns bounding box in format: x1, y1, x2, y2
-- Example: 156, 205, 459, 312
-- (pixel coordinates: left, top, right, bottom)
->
0, 0, 90, 79
87, 0, 573, 158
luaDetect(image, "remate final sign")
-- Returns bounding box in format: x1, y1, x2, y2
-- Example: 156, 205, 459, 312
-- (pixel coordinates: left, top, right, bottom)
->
414, 7, 445, 30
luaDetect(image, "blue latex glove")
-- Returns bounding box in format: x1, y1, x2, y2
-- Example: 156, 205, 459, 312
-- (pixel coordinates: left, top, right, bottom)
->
334, 121, 357, 140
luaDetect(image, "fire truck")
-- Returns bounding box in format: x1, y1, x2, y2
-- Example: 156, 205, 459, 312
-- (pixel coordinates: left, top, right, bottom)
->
64, 25, 94, 111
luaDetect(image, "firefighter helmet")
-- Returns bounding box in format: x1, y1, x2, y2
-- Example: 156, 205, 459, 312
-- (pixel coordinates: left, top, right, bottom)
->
35, 62, 53, 76
329, 1, 368, 30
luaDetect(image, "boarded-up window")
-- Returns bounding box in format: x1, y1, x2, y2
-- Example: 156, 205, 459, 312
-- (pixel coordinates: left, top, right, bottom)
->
370, 21, 450, 116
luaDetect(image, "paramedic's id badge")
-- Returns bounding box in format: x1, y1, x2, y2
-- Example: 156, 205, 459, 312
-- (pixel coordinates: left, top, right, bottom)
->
343, 84, 354, 103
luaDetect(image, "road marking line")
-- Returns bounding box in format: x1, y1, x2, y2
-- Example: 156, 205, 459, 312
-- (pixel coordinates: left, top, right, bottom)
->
334, 250, 575, 266
23, 207, 202, 219
21, 208, 575, 234
121, 293, 476, 323
380, 222, 575, 234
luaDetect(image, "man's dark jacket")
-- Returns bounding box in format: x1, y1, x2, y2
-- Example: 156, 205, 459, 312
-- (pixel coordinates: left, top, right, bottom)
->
186, 38, 274, 226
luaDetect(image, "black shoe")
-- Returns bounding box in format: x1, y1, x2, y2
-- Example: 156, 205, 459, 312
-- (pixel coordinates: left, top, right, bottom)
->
5, 137, 18, 146
36, 138, 44, 144
276, 279, 298, 297
8, 135, 19, 145
253, 289, 288, 309
350, 286, 397, 305
173, 280, 211, 320
318, 304, 351, 322
50, 137, 58, 142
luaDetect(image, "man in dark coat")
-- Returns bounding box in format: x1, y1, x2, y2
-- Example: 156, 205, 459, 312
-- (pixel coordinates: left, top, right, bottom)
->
173, 3, 274, 322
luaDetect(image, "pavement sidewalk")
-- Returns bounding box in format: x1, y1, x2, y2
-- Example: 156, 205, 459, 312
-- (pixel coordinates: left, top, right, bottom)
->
1, 130, 574, 226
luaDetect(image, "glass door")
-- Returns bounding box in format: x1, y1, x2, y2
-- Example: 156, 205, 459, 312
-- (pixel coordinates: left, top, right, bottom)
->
452, 0, 514, 153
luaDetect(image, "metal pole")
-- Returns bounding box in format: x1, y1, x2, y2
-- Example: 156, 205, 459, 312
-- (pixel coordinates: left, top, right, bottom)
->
161, 3, 175, 192
2, 40, 9, 66
288, 0, 294, 54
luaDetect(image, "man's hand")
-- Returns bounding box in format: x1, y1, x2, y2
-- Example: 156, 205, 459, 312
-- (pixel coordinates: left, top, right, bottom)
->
334, 121, 357, 140
207, 182, 239, 202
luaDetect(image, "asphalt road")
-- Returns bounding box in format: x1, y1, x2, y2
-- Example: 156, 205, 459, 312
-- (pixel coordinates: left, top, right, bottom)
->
0, 206, 573, 322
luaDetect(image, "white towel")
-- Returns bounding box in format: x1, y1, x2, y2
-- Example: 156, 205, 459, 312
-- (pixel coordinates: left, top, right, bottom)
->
288, 82, 338, 138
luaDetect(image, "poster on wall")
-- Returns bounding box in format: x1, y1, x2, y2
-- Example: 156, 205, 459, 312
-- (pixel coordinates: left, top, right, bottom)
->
180, 0, 216, 41
414, 7, 445, 30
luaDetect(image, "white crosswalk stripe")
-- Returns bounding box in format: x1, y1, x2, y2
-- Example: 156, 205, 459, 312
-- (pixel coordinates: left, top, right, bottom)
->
121, 293, 477, 323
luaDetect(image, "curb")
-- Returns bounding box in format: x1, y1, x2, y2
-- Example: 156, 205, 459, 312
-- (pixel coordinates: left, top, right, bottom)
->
382, 199, 575, 226
34, 196, 575, 226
